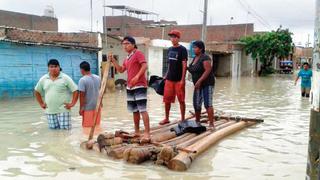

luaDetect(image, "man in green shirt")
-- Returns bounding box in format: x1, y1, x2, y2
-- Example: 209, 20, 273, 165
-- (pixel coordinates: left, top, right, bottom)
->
34, 59, 78, 130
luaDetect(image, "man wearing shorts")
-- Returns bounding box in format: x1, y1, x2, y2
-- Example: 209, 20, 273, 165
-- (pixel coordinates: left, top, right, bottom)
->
160, 29, 188, 125
295, 62, 313, 98
78, 61, 101, 127
34, 59, 78, 130
110, 36, 150, 142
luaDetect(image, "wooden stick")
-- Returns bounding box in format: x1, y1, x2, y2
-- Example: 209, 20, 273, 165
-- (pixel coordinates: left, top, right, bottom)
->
88, 55, 112, 140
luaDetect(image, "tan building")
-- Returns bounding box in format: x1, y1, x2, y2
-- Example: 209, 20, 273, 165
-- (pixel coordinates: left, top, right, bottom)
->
0, 9, 58, 31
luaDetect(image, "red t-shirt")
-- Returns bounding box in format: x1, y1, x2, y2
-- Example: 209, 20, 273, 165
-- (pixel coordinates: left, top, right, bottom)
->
122, 49, 147, 88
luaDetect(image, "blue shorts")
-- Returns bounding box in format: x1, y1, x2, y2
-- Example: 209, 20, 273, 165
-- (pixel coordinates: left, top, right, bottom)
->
46, 112, 71, 130
193, 85, 214, 112
127, 87, 147, 113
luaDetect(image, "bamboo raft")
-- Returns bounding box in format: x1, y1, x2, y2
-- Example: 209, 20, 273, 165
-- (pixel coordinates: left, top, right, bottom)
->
81, 111, 263, 171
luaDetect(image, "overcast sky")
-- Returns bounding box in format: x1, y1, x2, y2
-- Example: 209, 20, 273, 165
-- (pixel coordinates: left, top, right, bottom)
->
0, 0, 315, 46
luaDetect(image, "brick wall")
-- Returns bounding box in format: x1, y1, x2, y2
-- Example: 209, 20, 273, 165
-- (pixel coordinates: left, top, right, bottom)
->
0, 10, 58, 31
104, 16, 254, 42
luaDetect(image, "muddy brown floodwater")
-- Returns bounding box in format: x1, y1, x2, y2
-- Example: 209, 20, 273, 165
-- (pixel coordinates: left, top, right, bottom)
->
0, 75, 310, 180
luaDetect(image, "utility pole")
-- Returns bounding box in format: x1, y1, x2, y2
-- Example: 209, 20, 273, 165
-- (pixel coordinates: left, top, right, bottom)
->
201, 0, 208, 42
103, 0, 106, 34
306, 0, 320, 179
90, 0, 93, 32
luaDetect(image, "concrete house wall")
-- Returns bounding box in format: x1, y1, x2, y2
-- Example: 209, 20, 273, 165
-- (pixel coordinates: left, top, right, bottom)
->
0, 41, 98, 98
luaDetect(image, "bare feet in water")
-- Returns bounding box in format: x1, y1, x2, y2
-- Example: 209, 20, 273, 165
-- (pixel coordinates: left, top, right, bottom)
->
140, 133, 151, 144
159, 119, 170, 125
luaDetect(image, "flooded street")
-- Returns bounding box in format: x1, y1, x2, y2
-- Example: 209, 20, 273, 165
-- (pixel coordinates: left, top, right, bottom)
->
0, 75, 311, 180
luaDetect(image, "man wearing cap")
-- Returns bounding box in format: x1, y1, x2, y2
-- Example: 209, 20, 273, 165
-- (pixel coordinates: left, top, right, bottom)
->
34, 59, 78, 130
109, 36, 151, 142
160, 29, 188, 125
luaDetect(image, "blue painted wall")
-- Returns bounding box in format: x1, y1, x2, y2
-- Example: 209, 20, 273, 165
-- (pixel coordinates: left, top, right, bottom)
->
0, 41, 98, 98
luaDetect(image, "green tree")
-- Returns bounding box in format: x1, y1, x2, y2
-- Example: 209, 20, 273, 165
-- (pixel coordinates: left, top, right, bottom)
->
241, 28, 294, 76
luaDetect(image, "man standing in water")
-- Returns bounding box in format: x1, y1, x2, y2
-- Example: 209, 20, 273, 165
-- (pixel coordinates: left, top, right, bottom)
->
160, 30, 188, 125
109, 36, 151, 142
78, 61, 101, 128
295, 62, 313, 98
34, 59, 78, 130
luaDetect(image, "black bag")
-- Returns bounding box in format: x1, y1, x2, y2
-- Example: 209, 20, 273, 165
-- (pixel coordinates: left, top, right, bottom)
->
171, 120, 207, 136
149, 75, 165, 96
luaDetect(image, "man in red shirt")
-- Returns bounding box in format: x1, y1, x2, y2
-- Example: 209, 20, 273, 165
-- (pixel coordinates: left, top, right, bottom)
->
110, 36, 150, 142
160, 29, 188, 125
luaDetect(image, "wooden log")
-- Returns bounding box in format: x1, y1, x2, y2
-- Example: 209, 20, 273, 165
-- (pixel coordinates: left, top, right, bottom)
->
152, 118, 228, 144
154, 120, 234, 165
123, 146, 159, 164
162, 133, 191, 145
168, 121, 257, 171
107, 144, 133, 159
151, 131, 177, 142
177, 121, 236, 149
97, 133, 123, 148
155, 145, 176, 166
164, 120, 227, 146
161, 119, 227, 146
166, 133, 198, 146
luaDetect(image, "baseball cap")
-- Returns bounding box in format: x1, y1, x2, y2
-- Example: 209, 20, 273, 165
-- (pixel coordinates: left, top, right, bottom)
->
168, 29, 181, 38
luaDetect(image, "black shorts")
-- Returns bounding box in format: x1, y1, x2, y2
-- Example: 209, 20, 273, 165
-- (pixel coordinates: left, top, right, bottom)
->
126, 87, 147, 113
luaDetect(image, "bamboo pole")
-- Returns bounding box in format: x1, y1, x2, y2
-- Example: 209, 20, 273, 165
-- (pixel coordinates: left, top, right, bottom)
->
177, 120, 234, 149
168, 121, 257, 171
215, 115, 263, 123
163, 120, 228, 146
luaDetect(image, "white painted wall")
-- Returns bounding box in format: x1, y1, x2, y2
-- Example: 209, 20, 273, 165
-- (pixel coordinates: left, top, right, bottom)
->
147, 39, 191, 77
148, 46, 163, 77
150, 39, 190, 50
231, 50, 242, 77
